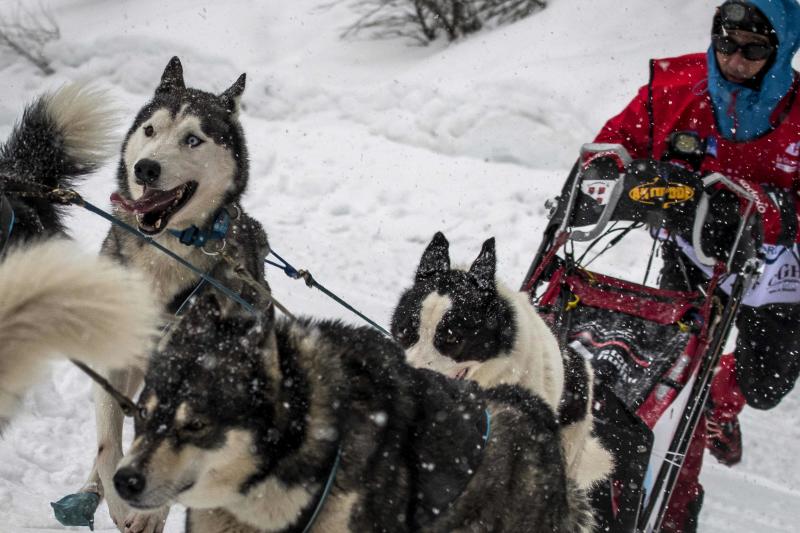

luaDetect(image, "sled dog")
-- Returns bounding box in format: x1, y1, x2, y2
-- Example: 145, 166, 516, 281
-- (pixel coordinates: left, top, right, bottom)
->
0, 86, 157, 427
113, 292, 594, 533
391, 232, 613, 490
73, 57, 272, 532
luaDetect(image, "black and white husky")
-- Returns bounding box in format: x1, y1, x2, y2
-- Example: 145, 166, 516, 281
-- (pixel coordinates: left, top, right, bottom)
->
113, 292, 595, 533
0, 85, 158, 427
72, 57, 272, 532
391, 232, 613, 491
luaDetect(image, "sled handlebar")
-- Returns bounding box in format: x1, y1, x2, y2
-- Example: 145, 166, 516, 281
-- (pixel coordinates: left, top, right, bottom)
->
691, 173, 758, 269
565, 144, 760, 273
579, 143, 634, 168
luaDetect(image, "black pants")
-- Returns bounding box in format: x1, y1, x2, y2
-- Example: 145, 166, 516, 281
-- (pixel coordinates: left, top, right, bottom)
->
660, 241, 800, 410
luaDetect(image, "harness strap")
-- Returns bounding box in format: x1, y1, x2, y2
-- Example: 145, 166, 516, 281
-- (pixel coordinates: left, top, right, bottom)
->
266, 249, 391, 337
159, 201, 298, 319
0, 194, 14, 254
70, 359, 140, 419
412, 408, 492, 529
73, 196, 258, 315
219, 250, 295, 321
482, 408, 492, 443
302, 445, 342, 533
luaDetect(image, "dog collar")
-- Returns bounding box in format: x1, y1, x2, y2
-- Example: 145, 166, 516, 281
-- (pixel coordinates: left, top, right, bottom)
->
168, 206, 233, 248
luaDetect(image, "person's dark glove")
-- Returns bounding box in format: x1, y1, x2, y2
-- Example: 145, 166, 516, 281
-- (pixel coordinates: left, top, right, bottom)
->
735, 303, 800, 409
700, 188, 741, 261
698, 188, 764, 271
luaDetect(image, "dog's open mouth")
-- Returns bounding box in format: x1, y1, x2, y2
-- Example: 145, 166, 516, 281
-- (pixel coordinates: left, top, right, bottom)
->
111, 182, 197, 235
453, 367, 471, 380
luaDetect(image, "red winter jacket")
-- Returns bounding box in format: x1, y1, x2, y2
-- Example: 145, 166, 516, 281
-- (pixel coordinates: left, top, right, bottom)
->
594, 53, 800, 410
595, 53, 800, 245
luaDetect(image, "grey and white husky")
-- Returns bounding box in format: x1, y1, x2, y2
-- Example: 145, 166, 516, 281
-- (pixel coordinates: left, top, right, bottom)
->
113, 292, 594, 533
391, 232, 613, 491
0, 85, 157, 428
72, 57, 272, 532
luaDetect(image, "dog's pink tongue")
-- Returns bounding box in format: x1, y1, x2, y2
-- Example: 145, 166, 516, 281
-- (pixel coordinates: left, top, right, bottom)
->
110, 189, 176, 214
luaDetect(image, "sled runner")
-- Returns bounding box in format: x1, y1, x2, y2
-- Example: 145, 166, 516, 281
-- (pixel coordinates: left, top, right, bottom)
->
520, 140, 764, 532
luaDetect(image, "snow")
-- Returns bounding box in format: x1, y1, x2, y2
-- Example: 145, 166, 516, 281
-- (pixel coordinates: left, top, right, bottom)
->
1, 0, 799, 531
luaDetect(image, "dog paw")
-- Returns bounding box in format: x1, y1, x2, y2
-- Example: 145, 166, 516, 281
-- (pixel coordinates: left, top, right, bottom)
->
121, 508, 169, 533
106, 490, 168, 533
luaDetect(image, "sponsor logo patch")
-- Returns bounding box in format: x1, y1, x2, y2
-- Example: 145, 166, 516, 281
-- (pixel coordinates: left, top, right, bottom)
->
776, 141, 800, 174
581, 180, 615, 205
628, 178, 695, 208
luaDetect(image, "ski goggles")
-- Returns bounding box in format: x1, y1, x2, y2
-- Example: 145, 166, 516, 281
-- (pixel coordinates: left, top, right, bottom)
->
718, 1, 772, 36
712, 34, 773, 61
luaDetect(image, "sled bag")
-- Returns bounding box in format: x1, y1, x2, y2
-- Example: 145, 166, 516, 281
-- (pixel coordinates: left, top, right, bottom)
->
539, 268, 705, 419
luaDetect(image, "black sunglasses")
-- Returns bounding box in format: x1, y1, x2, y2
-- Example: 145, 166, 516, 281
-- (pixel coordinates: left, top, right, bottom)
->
712, 34, 773, 61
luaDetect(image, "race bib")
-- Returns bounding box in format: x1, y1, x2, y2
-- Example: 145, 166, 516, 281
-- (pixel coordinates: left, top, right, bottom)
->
675, 237, 800, 306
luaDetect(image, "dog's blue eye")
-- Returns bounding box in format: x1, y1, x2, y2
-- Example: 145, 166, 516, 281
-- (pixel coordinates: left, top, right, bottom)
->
185, 134, 203, 148
143, 125, 154, 137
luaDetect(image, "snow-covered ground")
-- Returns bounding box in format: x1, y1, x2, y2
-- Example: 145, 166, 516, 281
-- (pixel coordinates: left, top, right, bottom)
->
1, 0, 799, 531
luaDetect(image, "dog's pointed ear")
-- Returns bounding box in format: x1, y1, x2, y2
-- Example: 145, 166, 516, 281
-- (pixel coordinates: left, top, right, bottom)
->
220, 73, 246, 115
156, 56, 186, 94
469, 237, 496, 290
416, 231, 450, 281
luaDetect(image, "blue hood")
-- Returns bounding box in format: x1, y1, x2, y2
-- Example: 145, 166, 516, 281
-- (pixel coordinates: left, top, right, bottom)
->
707, 0, 800, 141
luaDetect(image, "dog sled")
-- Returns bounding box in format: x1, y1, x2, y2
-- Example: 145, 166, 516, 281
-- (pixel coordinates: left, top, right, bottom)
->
519, 139, 764, 532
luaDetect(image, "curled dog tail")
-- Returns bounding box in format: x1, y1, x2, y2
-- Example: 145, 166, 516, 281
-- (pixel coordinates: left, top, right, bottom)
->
0, 240, 158, 423
0, 83, 117, 236
0, 83, 117, 189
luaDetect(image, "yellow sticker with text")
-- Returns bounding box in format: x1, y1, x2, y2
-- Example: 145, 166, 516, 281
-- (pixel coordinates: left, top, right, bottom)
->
628, 178, 694, 208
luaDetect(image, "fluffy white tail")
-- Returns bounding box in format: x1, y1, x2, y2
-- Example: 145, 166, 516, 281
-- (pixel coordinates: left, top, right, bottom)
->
0, 240, 158, 422
1, 83, 118, 194
44, 82, 118, 168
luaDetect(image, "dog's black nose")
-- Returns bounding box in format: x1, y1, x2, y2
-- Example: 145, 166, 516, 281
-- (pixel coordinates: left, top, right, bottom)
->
113, 467, 147, 500
134, 159, 161, 186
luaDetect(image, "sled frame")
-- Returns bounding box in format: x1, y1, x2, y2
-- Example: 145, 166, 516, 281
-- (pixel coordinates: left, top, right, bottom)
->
520, 144, 763, 532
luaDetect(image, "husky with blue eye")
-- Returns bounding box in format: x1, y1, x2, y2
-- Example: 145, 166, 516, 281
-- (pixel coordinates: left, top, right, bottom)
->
391, 232, 613, 492
69, 57, 272, 533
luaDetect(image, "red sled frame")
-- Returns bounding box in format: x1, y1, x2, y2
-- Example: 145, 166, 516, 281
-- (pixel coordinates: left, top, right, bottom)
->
520, 144, 763, 532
